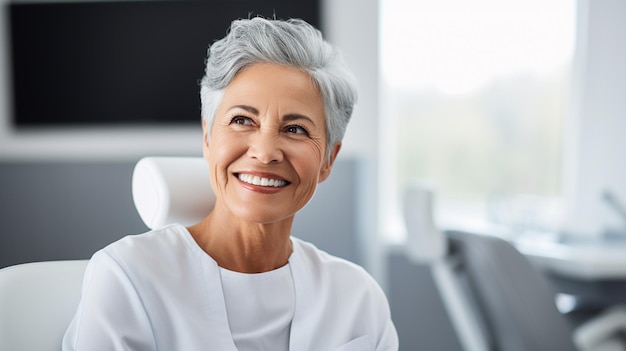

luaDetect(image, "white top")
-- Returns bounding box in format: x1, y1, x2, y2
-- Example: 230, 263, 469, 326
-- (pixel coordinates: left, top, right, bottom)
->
219, 264, 294, 351
62, 224, 398, 350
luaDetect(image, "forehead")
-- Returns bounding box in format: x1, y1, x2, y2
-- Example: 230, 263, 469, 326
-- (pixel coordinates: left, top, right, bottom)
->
220, 63, 324, 116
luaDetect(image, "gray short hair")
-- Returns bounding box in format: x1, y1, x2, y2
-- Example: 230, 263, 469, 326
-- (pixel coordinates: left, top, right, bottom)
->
199, 17, 358, 159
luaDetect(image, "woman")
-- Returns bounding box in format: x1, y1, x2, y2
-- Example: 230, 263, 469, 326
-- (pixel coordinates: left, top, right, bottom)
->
63, 17, 398, 350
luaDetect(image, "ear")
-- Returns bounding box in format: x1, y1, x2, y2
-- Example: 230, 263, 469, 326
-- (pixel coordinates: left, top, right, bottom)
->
318, 142, 341, 183
202, 118, 210, 162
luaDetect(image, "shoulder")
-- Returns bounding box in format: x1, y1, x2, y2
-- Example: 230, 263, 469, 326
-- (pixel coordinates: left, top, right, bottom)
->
291, 237, 386, 300
93, 224, 210, 285
64, 225, 207, 350
102, 224, 199, 265
292, 238, 360, 269
104, 223, 192, 255
290, 238, 399, 349
83, 224, 220, 317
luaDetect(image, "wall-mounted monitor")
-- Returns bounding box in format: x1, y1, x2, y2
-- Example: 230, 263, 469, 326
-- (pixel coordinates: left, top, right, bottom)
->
8, 0, 320, 128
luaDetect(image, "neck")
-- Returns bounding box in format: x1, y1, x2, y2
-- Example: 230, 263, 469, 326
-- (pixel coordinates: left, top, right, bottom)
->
187, 207, 294, 273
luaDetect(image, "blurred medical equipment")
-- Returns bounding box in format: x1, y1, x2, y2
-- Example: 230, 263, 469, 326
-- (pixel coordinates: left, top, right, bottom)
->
403, 183, 626, 351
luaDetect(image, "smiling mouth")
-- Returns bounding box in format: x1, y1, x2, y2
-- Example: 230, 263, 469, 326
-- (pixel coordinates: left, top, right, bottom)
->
236, 173, 289, 188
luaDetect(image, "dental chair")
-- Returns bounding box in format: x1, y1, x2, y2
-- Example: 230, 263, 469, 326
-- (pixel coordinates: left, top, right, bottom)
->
403, 184, 626, 351
0, 157, 214, 350
0, 260, 88, 351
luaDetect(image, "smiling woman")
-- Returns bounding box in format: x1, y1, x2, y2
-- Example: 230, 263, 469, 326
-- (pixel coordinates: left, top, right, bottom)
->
62, 17, 398, 351
203, 64, 333, 229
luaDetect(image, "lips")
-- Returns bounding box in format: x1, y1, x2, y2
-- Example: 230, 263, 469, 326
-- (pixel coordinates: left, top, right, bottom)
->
236, 173, 289, 188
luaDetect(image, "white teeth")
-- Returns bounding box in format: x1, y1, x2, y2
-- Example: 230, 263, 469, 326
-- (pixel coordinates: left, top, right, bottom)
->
238, 174, 287, 187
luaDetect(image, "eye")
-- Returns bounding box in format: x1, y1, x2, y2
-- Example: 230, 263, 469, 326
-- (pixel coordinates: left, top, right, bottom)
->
285, 125, 310, 136
230, 116, 254, 126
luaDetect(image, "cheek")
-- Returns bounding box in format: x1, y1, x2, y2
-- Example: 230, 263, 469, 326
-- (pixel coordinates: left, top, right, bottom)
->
292, 142, 327, 184
208, 134, 242, 176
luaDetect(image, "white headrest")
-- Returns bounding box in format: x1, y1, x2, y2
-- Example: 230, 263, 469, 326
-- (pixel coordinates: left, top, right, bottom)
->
132, 157, 216, 229
403, 183, 448, 263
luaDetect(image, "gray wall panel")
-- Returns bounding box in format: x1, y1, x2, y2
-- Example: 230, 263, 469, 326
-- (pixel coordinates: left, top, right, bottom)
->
0, 159, 359, 267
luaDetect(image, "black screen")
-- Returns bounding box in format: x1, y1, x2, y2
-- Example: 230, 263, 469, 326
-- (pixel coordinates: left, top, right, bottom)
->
9, 0, 320, 127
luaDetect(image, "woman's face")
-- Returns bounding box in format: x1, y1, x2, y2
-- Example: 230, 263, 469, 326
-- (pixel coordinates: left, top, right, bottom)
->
204, 63, 340, 224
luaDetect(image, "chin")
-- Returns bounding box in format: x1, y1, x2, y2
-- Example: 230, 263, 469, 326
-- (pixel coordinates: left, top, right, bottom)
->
232, 206, 295, 226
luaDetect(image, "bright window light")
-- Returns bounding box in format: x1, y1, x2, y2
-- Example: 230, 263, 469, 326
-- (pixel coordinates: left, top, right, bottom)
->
380, 0, 577, 239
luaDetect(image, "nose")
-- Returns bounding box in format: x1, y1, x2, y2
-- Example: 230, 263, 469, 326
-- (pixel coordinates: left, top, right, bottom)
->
247, 130, 284, 164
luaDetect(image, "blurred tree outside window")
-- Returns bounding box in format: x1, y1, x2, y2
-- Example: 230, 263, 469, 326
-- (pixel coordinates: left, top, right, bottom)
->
380, 0, 577, 239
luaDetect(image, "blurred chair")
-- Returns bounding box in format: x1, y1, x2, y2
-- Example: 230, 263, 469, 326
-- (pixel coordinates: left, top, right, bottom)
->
0, 260, 88, 351
403, 184, 626, 351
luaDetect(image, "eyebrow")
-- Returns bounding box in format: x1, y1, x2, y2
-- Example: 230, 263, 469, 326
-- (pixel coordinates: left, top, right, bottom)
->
229, 105, 259, 115
283, 113, 317, 127
228, 105, 317, 127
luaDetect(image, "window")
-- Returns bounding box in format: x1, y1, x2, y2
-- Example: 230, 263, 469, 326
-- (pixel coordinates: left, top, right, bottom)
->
380, 0, 577, 239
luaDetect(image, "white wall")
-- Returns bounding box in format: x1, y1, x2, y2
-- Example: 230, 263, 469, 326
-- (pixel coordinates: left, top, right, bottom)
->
566, 0, 626, 236
322, 0, 379, 160
321, 0, 383, 279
